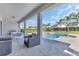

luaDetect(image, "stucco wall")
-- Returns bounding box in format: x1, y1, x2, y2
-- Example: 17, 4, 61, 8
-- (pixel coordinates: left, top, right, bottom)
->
2, 16, 19, 36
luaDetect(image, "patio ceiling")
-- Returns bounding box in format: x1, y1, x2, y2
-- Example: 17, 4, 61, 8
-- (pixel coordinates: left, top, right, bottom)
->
0, 3, 42, 21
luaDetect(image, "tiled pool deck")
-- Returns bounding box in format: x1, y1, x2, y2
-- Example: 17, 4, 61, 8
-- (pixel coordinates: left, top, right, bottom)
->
8, 37, 79, 56
56, 36, 79, 52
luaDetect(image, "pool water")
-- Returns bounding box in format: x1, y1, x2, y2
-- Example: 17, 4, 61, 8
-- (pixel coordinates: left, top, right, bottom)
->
46, 33, 67, 39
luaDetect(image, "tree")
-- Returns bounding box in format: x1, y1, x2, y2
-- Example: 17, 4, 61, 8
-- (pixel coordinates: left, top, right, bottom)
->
65, 16, 71, 31
59, 19, 65, 31
76, 12, 79, 30
70, 12, 77, 19
77, 12, 79, 25
59, 19, 64, 24
46, 23, 51, 31
47, 23, 51, 26
28, 26, 32, 28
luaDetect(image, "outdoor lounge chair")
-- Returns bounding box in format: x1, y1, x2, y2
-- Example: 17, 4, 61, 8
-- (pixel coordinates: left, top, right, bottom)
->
24, 33, 40, 48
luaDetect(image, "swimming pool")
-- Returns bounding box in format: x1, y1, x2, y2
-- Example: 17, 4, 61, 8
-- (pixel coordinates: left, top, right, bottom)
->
46, 33, 67, 39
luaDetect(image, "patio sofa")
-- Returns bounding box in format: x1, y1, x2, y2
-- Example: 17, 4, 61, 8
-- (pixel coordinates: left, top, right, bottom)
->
0, 36, 12, 56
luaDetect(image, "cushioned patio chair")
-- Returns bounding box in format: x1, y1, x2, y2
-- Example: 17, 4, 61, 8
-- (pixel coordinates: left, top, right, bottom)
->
24, 33, 40, 48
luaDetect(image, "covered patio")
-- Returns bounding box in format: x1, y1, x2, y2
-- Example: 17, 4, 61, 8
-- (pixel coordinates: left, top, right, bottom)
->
0, 3, 79, 56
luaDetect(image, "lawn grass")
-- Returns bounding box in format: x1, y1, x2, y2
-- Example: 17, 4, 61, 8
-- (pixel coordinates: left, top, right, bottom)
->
54, 31, 79, 34
23, 28, 79, 34
24, 28, 37, 33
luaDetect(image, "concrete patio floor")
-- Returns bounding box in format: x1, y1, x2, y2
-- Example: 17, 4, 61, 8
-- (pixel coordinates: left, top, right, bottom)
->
8, 38, 79, 56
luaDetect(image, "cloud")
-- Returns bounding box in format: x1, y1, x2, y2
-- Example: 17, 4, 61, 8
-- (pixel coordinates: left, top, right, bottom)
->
75, 6, 79, 10
61, 10, 75, 18
61, 5, 72, 11
51, 16, 60, 20
57, 5, 72, 15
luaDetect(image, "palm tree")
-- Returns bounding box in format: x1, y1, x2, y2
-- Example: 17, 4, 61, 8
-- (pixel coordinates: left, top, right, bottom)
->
59, 19, 64, 26
47, 23, 51, 26
76, 12, 79, 30
77, 12, 79, 26
70, 12, 77, 19
69, 12, 78, 31
46, 23, 51, 31
59, 19, 65, 31
65, 16, 71, 31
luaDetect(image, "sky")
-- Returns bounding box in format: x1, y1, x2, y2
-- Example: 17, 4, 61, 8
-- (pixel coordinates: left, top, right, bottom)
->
25, 15, 37, 28
24, 3, 79, 28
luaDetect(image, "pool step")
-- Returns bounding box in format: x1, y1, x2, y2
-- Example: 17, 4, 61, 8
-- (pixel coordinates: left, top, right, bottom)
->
66, 48, 79, 56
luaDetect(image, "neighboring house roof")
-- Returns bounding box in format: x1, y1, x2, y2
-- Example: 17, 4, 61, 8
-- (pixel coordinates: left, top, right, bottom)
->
53, 23, 66, 28
57, 25, 66, 28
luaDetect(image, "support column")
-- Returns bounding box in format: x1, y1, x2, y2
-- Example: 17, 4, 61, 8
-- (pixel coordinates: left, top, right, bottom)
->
24, 20, 26, 36
0, 17, 3, 36
37, 13, 42, 42
18, 23, 20, 32
1, 22, 2, 36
